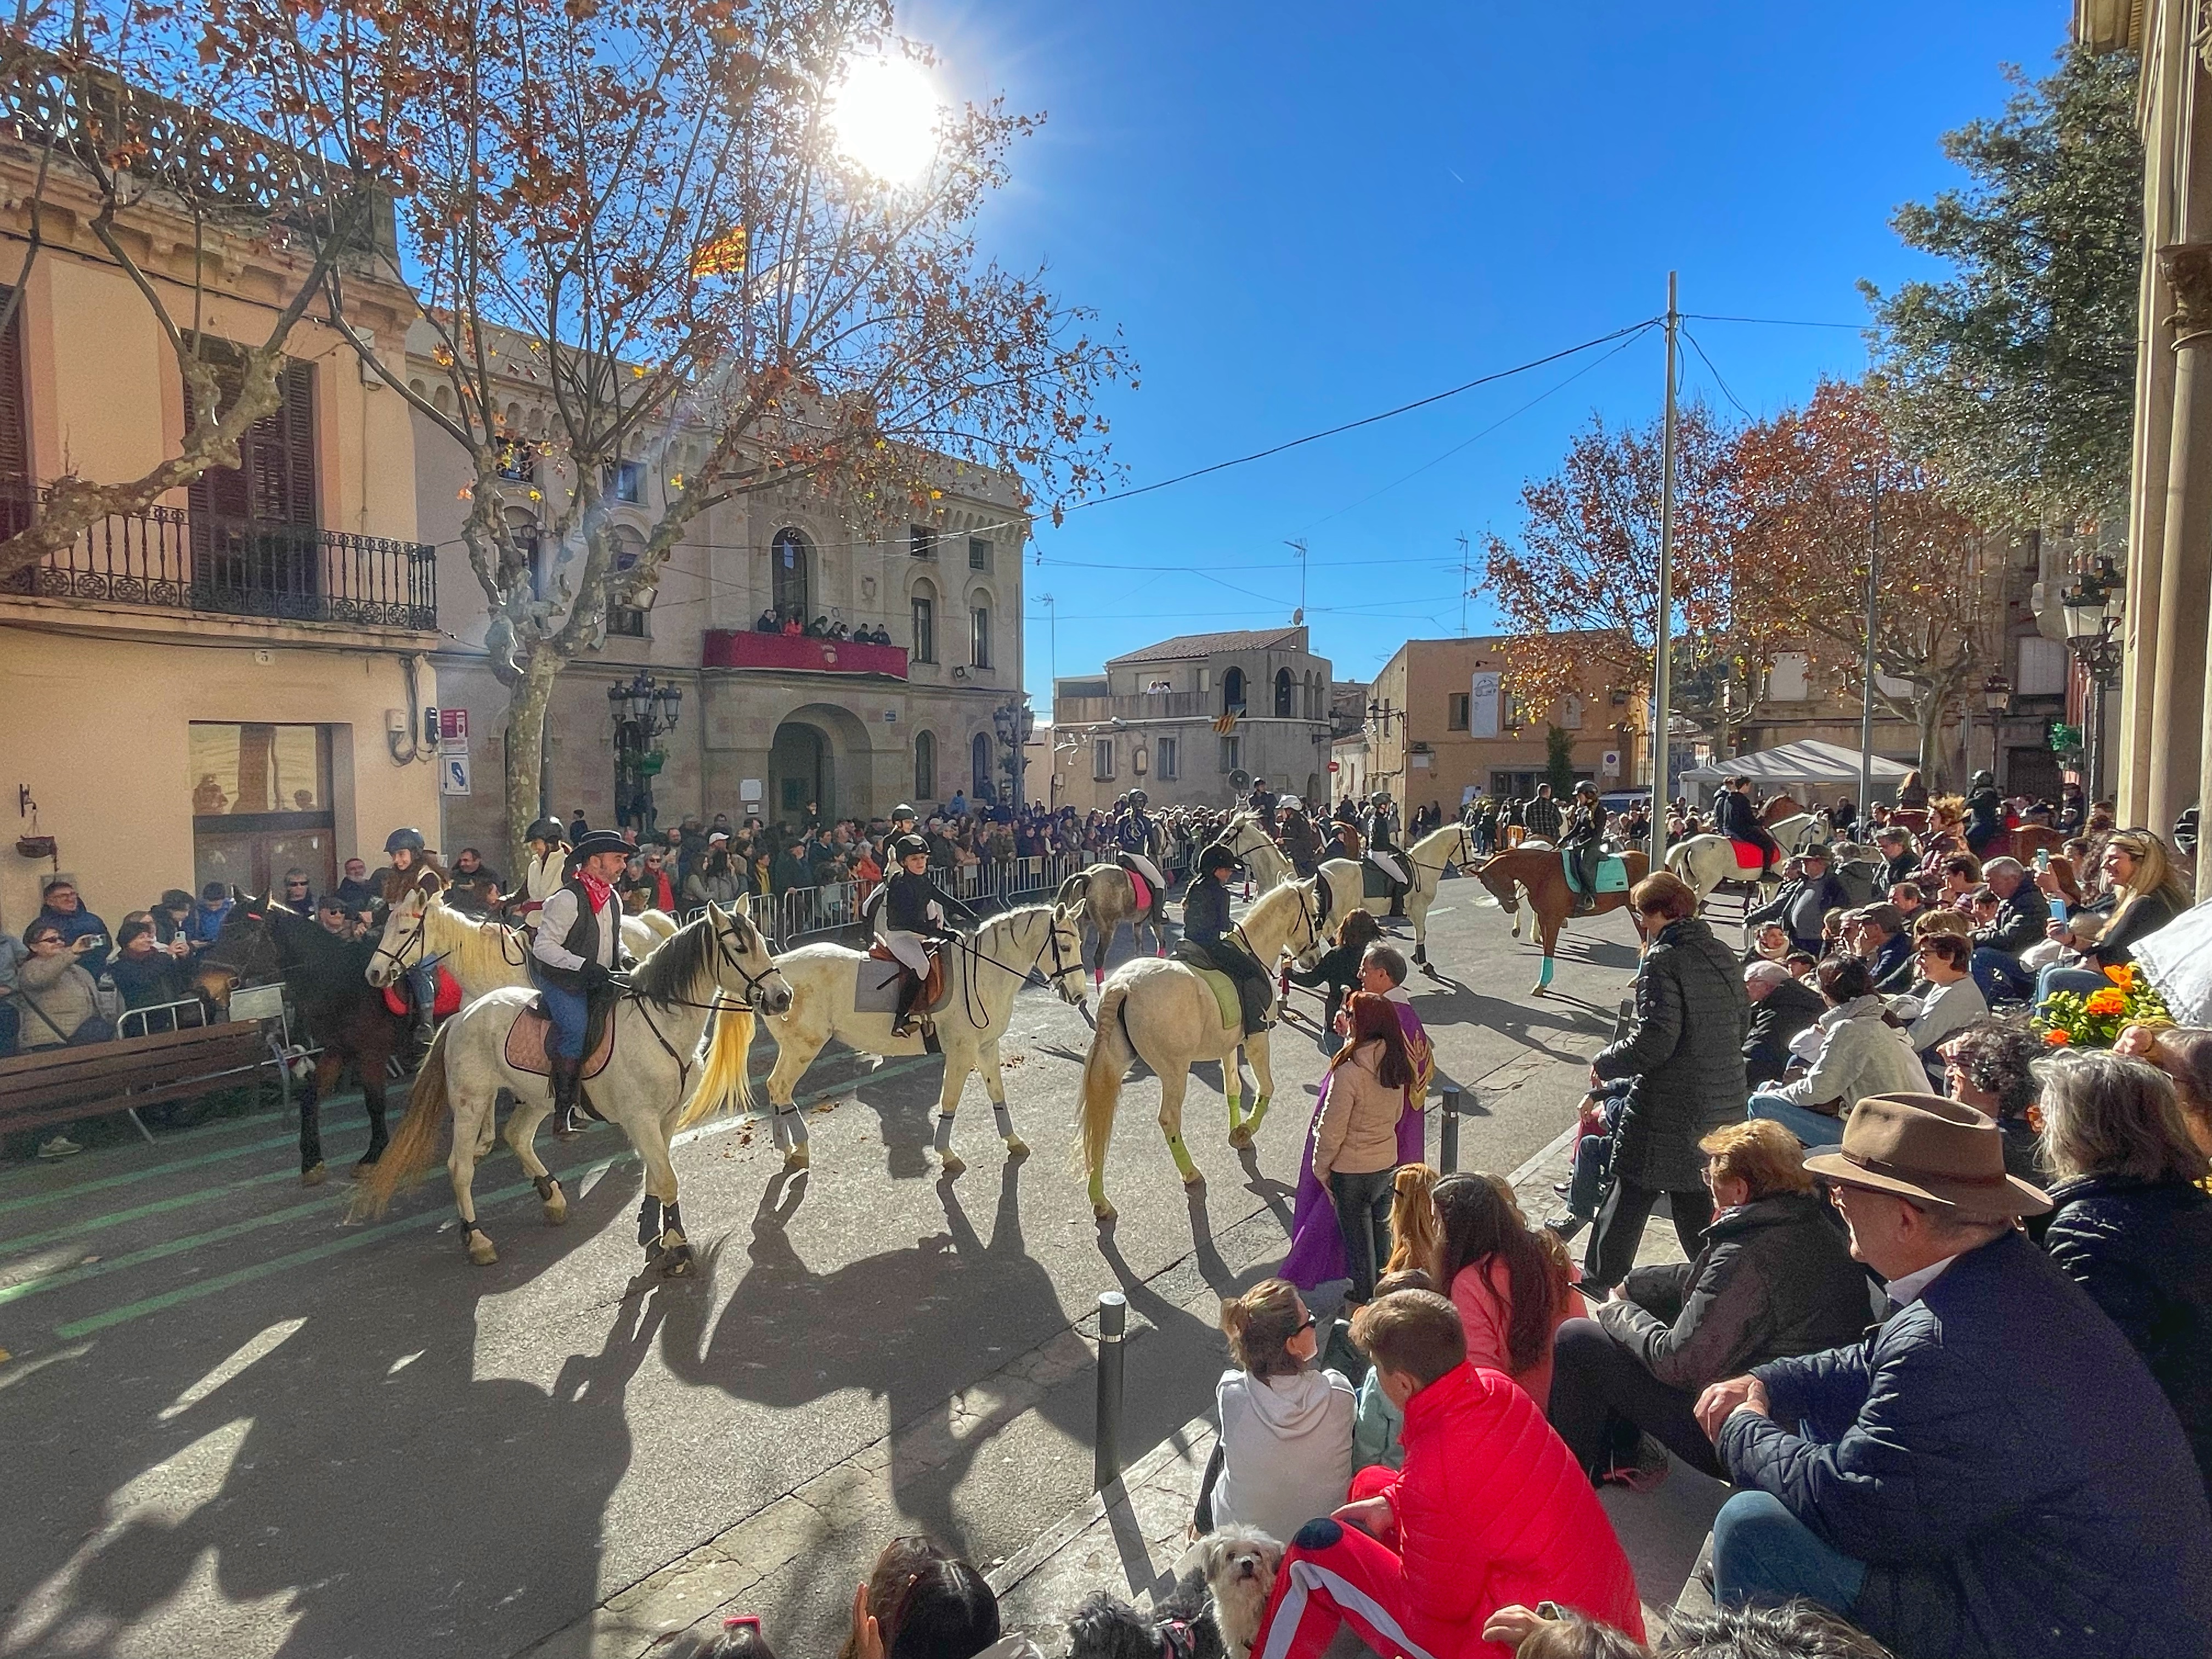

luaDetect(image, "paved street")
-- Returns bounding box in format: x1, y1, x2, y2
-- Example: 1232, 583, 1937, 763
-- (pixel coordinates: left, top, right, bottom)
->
0, 885, 1645, 1659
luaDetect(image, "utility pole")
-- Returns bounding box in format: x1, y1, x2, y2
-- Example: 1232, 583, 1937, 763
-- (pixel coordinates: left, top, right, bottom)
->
1284, 538, 1308, 623
1652, 272, 1679, 872
1857, 473, 1882, 818
1457, 533, 1471, 636
1039, 593, 1057, 712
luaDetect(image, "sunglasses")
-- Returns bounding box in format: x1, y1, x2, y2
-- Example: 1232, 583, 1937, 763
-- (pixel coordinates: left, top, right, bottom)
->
1294, 1314, 1318, 1335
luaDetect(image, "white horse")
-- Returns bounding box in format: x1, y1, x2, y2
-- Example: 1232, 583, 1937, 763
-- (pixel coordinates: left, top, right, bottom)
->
365, 888, 676, 1002
760, 903, 1092, 1176
1076, 876, 1328, 1221
1217, 811, 1295, 895
1312, 821, 1480, 968
1665, 834, 1781, 915
353, 904, 793, 1274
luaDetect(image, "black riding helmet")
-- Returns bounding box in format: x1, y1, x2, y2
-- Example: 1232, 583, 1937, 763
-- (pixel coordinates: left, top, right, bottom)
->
892, 833, 930, 862
1198, 842, 1240, 877
526, 816, 566, 845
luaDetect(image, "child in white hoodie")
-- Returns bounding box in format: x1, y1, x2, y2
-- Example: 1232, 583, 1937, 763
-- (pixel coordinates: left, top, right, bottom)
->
1209, 1277, 1355, 1544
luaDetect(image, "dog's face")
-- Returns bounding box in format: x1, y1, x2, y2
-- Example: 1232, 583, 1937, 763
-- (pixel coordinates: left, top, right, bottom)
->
1198, 1527, 1282, 1656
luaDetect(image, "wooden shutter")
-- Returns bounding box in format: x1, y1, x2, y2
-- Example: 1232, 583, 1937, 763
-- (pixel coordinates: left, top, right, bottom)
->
0, 289, 29, 483
187, 352, 315, 529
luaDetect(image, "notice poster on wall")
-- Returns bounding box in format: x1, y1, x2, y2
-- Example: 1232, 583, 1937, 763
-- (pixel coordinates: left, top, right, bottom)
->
1470, 671, 1501, 738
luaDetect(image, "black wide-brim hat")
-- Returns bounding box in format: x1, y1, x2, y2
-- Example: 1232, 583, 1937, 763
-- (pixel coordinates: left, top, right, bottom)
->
569, 830, 633, 863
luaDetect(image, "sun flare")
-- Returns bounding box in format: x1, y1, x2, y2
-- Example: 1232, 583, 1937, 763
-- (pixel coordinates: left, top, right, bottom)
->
828, 54, 944, 184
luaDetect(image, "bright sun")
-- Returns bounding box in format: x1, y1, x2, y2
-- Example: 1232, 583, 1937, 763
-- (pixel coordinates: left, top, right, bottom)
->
828, 55, 944, 184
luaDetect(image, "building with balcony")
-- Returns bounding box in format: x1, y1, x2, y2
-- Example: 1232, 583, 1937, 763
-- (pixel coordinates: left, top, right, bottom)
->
1046, 627, 1333, 814
0, 55, 439, 928
414, 356, 1029, 841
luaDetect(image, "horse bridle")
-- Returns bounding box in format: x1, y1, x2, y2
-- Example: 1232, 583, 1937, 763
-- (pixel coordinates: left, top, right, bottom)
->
367, 902, 428, 980
951, 910, 1090, 1027
1404, 823, 1478, 878
707, 910, 781, 1008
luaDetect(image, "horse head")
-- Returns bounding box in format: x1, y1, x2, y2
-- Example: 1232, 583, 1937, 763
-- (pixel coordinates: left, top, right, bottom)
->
1045, 904, 1091, 1009
365, 885, 429, 988
1472, 854, 1522, 915
707, 901, 793, 1014
204, 894, 282, 983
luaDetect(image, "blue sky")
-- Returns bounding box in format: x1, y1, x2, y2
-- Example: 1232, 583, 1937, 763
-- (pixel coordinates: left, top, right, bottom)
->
900, 2, 2068, 708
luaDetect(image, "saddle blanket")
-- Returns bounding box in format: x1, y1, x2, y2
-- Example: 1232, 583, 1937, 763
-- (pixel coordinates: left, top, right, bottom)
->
1169, 944, 1243, 1032
1729, 839, 1770, 874
1563, 854, 1633, 896
504, 1000, 617, 1080
380, 964, 462, 1020
856, 944, 947, 1015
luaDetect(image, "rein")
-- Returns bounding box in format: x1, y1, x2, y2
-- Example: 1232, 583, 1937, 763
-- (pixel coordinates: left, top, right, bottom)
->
1231, 879, 1319, 970
368, 903, 428, 979
952, 912, 1083, 1029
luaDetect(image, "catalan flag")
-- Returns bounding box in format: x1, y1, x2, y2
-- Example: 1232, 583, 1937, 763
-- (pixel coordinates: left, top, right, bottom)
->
690, 224, 748, 279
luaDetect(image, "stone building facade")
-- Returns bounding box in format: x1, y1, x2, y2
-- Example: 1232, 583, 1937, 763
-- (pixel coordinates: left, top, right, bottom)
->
1047, 627, 1333, 814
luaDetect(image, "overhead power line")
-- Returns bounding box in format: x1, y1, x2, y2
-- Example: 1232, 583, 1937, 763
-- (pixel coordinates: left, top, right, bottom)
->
1680, 312, 1866, 331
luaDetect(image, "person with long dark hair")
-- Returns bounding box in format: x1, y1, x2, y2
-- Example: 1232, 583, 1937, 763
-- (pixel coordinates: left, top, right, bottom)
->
1432, 1170, 1586, 1413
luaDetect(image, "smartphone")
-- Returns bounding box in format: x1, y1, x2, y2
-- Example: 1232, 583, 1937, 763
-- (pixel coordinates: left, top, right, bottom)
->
80, 934, 106, 949
2035, 849, 2051, 872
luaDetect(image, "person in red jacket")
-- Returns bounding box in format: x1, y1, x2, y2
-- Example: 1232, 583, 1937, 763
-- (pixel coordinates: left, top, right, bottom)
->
1250, 1290, 1644, 1659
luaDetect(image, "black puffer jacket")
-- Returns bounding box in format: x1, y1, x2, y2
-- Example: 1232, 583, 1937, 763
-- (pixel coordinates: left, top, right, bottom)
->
2044, 1171, 2212, 1501
1590, 916, 1749, 1190
1597, 1190, 1872, 1391
1743, 975, 1824, 1086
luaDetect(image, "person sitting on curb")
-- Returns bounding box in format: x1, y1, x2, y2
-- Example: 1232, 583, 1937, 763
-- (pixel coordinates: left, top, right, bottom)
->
1746, 956, 1926, 1149
1248, 1289, 1644, 1659
1200, 1278, 1354, 1548
1548, 1119, 1869, 1492
1746, 847, 1847, 958
1699, 1092, 2212, 1659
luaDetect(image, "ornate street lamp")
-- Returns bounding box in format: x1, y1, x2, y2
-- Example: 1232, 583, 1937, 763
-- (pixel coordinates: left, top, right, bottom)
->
607, 673, 683, 834
2058, 563, 2126, 800
1981, 672, 2011, 778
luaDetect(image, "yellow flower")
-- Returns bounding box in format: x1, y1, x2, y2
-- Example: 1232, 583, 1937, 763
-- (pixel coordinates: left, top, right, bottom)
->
2085, 988, 2126, 1017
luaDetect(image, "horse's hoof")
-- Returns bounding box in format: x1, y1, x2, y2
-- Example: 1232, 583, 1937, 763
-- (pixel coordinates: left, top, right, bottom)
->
656, 1237, 695, 1276
1093, 1199, 1118, 1222
784, 1146, 810, 1172
1228, 1124, 1253, 1150
467, 1234, 499, 1266
301, 1162, 328, 1187
542, 1193, 569, 1226
1183, 1171, 1206, 1192
351, 1151, 384, 1178
939, 1150, 967, 1178
1003, 1136, 1030, 1160
1530, 984, 1549, 998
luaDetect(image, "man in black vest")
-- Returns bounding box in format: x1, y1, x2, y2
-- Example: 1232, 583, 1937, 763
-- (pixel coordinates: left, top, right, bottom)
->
529, 830, 634, 1136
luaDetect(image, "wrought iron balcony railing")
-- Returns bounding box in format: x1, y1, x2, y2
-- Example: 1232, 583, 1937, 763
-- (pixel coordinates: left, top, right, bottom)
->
1, 497, 437, 630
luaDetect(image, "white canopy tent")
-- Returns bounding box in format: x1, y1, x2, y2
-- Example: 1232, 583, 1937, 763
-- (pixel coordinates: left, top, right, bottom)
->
1680, 739, 1914, 809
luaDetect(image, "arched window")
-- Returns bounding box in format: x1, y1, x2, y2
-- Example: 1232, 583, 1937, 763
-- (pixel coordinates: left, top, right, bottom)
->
972, 732, 992, 798
1274, 667, 1294, 718
911, 580, 937, 663
772, 527, 810, 622
1222, 666, 1246, 715
915, 730, 936, 800
970, 603, 991, 669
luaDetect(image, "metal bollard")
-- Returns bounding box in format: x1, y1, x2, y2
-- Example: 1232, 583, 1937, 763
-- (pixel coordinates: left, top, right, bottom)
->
1094, 1290, 1127, 1492
1439, 1086, 1460, 1173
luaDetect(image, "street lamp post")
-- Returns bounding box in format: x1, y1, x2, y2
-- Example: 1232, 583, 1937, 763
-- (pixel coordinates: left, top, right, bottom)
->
992, 697, 1035, 812
2059, 561, 2126, 803
606, 673, 682, 837
1980, 672, 2011, 781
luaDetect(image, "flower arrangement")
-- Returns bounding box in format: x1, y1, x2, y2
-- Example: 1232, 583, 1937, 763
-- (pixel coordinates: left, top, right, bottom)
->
2033, 963, 2172, 1049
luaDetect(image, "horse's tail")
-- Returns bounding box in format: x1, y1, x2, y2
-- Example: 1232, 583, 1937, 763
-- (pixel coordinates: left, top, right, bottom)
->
1055, 871, 1091, 913
675, 997, 756, 1131
637, 909, 679, 941
1074, 982, 1131, 1181
351, 1022, 453, 1220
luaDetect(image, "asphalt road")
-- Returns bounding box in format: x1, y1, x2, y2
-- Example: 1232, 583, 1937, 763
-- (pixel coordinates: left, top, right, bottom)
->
0, 878, 1646, 1659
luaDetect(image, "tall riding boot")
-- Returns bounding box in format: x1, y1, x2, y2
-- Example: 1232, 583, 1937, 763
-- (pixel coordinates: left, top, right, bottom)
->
1388, 880, 1407, 919
549, 1053, 583, 1139
891, 973, 921, 1038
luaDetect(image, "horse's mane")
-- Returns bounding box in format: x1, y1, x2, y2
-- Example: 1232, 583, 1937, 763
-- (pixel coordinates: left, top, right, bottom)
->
240, 899, 377, 1000
421, 895, 526, 982
1243, 876, 1311, 936
978, 903, 1055, 947
628, 911, 720, 1008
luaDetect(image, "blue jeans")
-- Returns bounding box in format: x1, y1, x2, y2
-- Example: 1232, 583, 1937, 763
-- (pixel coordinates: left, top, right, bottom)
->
2039, 964, 2109, 1007
1748, 1091, 1847, 1149
1969, 946, 2037, 1005
531, 971, 591, 1060
407, 956, 444, 1015
1713, 1491, 1868, 1615
1566, 1132, 1611, 1220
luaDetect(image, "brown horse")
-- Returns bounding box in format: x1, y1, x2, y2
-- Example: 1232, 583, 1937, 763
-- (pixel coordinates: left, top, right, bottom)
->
1472, 846, 1650, 995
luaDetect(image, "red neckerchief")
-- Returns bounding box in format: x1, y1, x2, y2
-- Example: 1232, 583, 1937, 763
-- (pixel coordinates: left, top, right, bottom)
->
577, 872, 614, 912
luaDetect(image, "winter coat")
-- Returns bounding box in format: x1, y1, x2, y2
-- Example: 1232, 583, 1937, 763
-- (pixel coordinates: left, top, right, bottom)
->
105, 949, 190, 1011
682, 866, 745, 907
2042, 1171, 2212, 1502
15, 951, 101, 1047
1590, 916, 1749, 1191
1719, 1229, 2212, 1659
32, 902, 113, 976
1768, 995, 1926, 1115
1371, 1362, 1645, 1658
1904, 977, 1988, 1079
1450, 1255, 1588, 1413
1748, 871, 1849, 953
1743, 976, 1825, 1087
1312, 1040, 1406, 1183
1212, 1367, 1355, 1546
1595, 1190, 1871, 1392
1973, 883, 2051, 957
522, 849, 565, 905
2086, 889, 2180, 968
1866, 930, 1915, 993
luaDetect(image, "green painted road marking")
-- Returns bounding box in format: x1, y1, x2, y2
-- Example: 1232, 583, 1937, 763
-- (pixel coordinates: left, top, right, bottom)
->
0, 1097, 369, 1218
0, 1166, 304, 1257
22, 1057, 944, 1344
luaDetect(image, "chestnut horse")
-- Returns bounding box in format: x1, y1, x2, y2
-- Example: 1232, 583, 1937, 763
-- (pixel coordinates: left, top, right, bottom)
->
1471, 846, 1650, 995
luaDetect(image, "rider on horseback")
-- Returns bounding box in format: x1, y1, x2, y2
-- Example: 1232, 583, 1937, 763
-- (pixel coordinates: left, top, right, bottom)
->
529, 830, 634, 1137
1325, 805, 1363, 865
866, 833, 979, 1038
1277, 800, 1324, 877
379, 827, 448, 1051
1364, 791, 1410, 918
1180, 842, 1274, 1036
515, 817, 569, 927
1714, 776, 1784, 878
1247, 775, 1278, 830
1116, 788, 1169, 895
1562, 782, 1609, 915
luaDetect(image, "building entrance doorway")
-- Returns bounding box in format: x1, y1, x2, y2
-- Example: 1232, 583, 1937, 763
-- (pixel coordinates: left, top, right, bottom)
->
769, 720, 831, 825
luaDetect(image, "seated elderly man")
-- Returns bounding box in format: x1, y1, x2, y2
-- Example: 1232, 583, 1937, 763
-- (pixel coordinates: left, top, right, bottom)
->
1742, 960, 1824, 1088
1846, 904, 1914, 994
1965, 856, 2049, 1006
1699, 1093, 2212, 1659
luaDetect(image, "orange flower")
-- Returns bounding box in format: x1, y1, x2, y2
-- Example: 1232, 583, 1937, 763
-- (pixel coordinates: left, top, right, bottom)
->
2105, 964, 2135, 990
2042, 1028, 2073, 1047
2085, 988, 2127, 1017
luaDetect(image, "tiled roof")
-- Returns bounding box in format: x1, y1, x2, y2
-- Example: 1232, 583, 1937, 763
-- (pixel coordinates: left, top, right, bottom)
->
1108, 628, 1306, 665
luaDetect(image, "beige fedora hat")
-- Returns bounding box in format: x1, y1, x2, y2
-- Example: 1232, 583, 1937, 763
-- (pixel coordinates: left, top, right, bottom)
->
1804, 1092, 2052, 1220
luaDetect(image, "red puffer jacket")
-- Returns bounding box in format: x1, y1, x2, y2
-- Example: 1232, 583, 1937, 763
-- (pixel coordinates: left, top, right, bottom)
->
1380, 1363, 1644, 1658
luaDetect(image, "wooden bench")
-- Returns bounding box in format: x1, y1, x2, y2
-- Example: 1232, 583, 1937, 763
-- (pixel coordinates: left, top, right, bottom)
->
0, 1021, 280, 1143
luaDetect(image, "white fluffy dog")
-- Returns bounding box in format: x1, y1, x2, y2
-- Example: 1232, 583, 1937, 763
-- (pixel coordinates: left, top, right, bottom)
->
1064, 1526, 1284, 1659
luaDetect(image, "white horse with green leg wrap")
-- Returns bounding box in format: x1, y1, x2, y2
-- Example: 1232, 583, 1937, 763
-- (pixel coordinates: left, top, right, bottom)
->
1074, 876, 1329, 1220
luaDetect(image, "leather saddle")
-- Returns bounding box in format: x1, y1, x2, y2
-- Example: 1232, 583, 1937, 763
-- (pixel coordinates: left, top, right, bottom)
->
866, 940, 947, 1011
505, 994, 618, 1080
